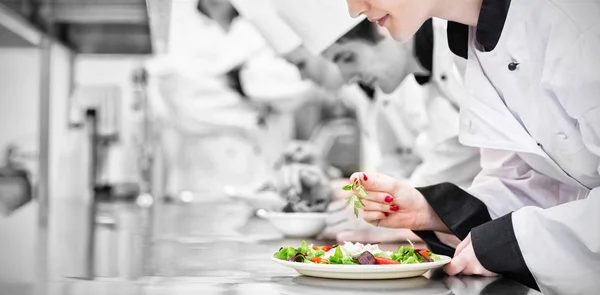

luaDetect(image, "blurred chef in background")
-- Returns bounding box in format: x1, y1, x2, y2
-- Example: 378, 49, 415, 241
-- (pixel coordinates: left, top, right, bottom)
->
147, 0, 276, 196
274, 0, 481, 243
229, 0, 366, 213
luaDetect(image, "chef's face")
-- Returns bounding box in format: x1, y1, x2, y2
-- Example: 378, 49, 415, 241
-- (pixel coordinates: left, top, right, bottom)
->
323, 38, 409, 94
285, 46, 344, 91
345, 0, 432, 42
198, 0, 237, 31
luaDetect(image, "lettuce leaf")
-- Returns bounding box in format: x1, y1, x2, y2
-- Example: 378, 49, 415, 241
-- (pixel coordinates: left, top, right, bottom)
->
275, 247, 298, 260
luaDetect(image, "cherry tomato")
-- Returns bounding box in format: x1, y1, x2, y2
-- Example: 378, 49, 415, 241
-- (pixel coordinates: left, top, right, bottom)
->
374, 257, 401, 265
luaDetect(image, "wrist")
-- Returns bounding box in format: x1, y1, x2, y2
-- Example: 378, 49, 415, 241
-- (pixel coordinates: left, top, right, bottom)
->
413, 189, 450, 232
423, 201, 450, 232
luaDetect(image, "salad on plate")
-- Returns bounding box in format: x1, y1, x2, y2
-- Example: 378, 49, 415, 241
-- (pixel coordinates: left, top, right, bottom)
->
274, 240, 441, 265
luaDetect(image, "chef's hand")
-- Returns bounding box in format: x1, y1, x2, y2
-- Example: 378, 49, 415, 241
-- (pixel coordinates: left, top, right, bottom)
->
348, 172, 448, 232
275, 163, 331, 212
281, 141, 319, 165
320, 197, 422, 243
444, 233, 497, 277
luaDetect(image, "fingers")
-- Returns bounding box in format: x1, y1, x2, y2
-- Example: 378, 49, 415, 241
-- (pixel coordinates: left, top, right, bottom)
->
444, 246, 468, 276
348, 172, 403, 195
453, 233, 471, 257
361, 199, 399, 214
444, 242, 498, 277
356, 191, 397, 206
284, 165, 302, 196
358, 208, 387, 223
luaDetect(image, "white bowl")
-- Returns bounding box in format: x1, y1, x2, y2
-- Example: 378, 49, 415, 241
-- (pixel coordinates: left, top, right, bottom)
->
227, 190, 287, 212
256, 210, 327, 238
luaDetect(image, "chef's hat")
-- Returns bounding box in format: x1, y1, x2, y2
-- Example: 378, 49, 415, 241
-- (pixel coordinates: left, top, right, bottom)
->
229, 0, 303, 55
274, 0, 366, 55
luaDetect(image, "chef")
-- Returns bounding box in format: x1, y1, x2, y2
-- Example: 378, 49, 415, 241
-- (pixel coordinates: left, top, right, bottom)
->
274, 0, 480, 244
148, 0, 279, 195
335, 0, 600, 294
228, 0, 370, 213
276, 0, 481, 189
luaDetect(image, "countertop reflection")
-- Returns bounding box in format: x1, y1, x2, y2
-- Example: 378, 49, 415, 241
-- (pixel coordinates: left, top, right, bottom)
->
4, 200, 541, 295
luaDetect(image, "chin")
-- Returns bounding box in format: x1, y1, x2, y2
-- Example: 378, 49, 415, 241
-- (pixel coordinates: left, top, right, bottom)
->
387, 26, 419, 44
379, 82, 397, 94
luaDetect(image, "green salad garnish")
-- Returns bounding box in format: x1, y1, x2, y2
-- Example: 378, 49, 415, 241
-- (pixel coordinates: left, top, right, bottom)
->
342, 179, 367, 217
273, 240, 440, 265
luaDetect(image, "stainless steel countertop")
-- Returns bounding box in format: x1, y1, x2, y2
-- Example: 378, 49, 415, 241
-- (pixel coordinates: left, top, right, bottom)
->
1, 200, 542, 295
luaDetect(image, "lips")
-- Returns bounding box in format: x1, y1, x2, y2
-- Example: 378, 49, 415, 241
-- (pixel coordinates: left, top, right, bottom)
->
376, 15, 389, 27
361, 76, 377, 87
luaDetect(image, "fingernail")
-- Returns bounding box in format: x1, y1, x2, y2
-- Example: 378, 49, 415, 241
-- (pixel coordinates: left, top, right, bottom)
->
363, 174, 368, 181
390, 205, 399, 212
384, 213, 389, 217
384, 196, 393, 203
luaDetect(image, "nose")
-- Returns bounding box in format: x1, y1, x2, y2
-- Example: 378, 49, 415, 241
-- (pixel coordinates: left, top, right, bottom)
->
346, 0, 368, 18
337, 65, 355, 84
299, 70, 309, 81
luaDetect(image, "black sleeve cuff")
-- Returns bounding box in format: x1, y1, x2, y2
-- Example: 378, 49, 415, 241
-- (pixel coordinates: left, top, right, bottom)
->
416, 183, 492, 240
412, 230, 456, 257
472, 213, 539, 291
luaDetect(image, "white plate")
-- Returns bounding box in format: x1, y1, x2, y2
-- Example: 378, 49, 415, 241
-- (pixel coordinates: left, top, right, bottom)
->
271, 255, 451, 280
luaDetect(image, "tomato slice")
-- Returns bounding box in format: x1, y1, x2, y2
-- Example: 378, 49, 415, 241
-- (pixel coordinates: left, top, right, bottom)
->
374, 257, 401, 265
310, 257, 323, 263
419, 250, 430, 257
313, 246, 333, 252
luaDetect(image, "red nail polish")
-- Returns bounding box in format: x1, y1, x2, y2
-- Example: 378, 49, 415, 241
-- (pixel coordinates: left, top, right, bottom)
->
390, 205, 399, 212
384, 196, 393, 203
363, 174, 368, 181
384, 213, 389, 217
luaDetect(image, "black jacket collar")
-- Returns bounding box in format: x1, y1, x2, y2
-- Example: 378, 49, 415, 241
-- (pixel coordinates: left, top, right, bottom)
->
447, 0, 512, 59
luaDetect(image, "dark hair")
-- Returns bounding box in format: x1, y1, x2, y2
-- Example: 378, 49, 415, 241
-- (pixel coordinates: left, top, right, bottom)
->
337, 19, 384, 44
196, 0, 240, 21
225, 66, 247, 99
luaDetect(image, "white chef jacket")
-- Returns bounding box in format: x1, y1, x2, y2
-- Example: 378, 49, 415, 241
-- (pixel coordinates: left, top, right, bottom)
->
456, 0, 600, 293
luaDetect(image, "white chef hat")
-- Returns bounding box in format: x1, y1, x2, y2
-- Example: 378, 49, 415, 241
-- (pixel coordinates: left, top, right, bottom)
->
229, 0, 303, 55
274, 0, 366, 55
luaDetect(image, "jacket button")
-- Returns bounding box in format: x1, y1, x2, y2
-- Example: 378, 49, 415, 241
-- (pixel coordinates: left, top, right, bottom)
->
508, 62, 520, 71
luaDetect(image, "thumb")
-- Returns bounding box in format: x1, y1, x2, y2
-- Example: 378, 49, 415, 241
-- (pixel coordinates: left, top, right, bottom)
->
348, 172, 402, 194
444, 251, 467, 276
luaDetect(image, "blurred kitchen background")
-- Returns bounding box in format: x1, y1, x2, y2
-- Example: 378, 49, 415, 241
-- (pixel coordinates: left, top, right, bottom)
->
0, 0, 370, 293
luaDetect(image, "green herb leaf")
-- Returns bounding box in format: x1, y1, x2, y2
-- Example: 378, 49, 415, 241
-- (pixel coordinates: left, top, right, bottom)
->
345, 195, 353, 206
357, 196, 366, 207
342, 181, 368, 218
357, 186, 368, 198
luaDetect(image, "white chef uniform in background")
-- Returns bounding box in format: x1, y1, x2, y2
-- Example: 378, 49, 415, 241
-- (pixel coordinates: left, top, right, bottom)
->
231, 0, 379, 172
274, 0, 431, 182
147, 16, 273, 196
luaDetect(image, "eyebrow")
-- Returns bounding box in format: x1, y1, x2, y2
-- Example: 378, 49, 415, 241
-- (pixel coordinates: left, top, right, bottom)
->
332, 54, 344, 63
